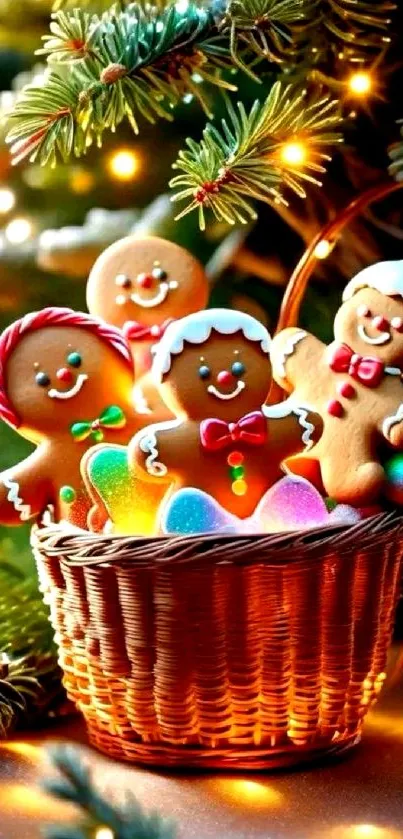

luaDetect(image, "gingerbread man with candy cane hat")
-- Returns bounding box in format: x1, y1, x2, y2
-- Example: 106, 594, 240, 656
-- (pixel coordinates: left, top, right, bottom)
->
0, 307, 144, 529
271, 259, 403, 504
129, 309, 322, 523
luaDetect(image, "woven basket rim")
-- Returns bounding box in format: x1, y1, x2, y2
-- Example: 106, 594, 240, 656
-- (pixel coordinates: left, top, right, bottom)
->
31, 511, 403, 569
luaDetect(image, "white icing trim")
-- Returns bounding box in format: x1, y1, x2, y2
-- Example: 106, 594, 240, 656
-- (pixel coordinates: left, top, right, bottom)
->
152, 309, 271, 382
263, 397, 315, 450
383, 402, 403, 442
137, 419, 181, 477
130, 281, 170, 309
343, 260, 403, 301
132, 384, 152, 414
207, 381, 245, 401
357, 323, 390, 345
48, 374, 88, 400
275, 330, 307, 378
3, 476, 31, 521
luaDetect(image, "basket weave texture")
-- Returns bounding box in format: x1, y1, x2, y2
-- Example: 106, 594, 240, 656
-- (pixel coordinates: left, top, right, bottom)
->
32, 512, 403, 769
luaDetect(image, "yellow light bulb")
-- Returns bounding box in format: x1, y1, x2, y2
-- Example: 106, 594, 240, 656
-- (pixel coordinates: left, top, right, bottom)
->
95, 828, 114, 839
70, 168, 95, 194
348, 71, 372, 96
0, 188, 16, 214
5, 217, 33, 244
280, 141, 306, 166
107, 149, 140, 181
314, 239, 332, 260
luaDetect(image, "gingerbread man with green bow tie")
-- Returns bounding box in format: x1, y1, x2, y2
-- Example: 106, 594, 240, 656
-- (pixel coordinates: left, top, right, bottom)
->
0, 307, 144, 529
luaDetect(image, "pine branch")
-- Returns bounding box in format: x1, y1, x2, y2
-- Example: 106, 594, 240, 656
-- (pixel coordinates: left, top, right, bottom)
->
43, 744, 176, 839
6, 3, 237, 166
223, 0, 314, 78
321, 0, 394, 53
170, 81, 342, 228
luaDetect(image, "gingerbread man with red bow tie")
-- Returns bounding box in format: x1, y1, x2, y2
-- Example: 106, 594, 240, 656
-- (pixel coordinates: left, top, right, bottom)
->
86, 235, 208, 418
271, 260, 403, 504
129, 309, 322, 525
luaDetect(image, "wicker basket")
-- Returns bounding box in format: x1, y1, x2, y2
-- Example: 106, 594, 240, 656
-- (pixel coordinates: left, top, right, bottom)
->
32, 513, 403, 769
31, 185, 403, 768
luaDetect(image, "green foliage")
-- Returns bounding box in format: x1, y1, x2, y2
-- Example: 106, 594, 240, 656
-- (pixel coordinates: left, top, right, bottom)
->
171, 81, 342, 227
0, 561, 65, 737
43, 744, 176, 839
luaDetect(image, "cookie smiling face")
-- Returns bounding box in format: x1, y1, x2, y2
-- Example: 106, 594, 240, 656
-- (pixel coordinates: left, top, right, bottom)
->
87, 235, 208, 329
334, 288, 403, 366
152, 309, 272, 422
4, 325, 134, 438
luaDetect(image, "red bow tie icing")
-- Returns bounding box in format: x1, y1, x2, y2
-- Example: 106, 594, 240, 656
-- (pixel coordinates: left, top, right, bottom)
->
200, 411, 267, 452
328, 343, 384, 388
123, 318, 175, 342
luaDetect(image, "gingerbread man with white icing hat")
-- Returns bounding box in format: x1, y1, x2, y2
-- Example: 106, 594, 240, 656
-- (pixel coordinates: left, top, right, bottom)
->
129, 309, 322, 524
271, 259, 403, 504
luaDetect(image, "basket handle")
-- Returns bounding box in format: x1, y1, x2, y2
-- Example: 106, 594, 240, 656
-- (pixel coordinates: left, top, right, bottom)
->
275, 180, 403, 335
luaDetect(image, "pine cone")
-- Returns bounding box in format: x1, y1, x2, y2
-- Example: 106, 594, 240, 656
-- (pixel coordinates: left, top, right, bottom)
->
0, 652, 67, 739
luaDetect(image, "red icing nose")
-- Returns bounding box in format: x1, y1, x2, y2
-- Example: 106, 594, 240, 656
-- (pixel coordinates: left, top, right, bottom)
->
137, 273, 154, 289
372, 315, 389, 332
56, 367, 73, 383
217, 370, 236, 387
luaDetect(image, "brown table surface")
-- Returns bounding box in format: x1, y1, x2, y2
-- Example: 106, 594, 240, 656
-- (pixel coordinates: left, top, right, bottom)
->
1, 650, 403, 839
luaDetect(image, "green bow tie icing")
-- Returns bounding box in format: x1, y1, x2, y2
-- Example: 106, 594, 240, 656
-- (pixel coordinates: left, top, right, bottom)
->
70, 405, 126, 443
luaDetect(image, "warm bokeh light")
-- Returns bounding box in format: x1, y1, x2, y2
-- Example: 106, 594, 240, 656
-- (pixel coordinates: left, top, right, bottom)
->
0, 742, 41, 761
314, 239, 333, 259
319, 825, 403, 839
70, 167, 95, 194
280, 141, 307, 166
210, 778, 284, 808
0, 187, 16, 214
95, 828, 114, 839
107, 149, 141, 181
348, 71, 372, 96
5, 217, 33, 244
0, 783, 71, 816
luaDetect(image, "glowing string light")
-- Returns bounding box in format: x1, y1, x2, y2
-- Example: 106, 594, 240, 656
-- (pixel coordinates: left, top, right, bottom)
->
95, 828, 114, 839
313, 239, 333, 260
348, 71, 372, 96
280, 141, 307, 167
0, 188, 16, 214
5, 217, 33, 244
107, 149, 141, 181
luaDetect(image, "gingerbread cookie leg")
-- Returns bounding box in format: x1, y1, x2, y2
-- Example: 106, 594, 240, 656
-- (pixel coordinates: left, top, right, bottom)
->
320, 452, 385, 505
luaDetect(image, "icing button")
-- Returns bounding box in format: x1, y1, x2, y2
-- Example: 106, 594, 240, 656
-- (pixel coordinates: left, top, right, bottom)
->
337, 381, 356, 399
327, 399, 344, 418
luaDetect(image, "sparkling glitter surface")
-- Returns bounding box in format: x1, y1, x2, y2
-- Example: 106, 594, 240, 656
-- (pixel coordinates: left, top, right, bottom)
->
85, 445, 160, 535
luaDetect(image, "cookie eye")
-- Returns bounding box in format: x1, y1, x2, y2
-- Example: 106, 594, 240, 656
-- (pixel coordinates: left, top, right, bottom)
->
67, 351, 82, 368
152, 266, 167, 281
35, 371, 50, 387
357, 304, 371, 318
115, 274, 131, 289
231, 361, 245, 377
199, 365, 211, 380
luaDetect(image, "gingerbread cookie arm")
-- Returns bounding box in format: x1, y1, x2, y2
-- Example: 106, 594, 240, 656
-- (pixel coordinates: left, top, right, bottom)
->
128, 420, 181, 483
0, 448, 51, 525
270, 329, 321, 392
382, 401, 403, 449
263, 398, 323, 454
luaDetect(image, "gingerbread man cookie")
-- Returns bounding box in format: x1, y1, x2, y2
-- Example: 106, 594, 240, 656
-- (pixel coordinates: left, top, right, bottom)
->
271, 260, 403, 504
0, 307, 142, 528
86, 235, 209, 415
129, 309, 322, 527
